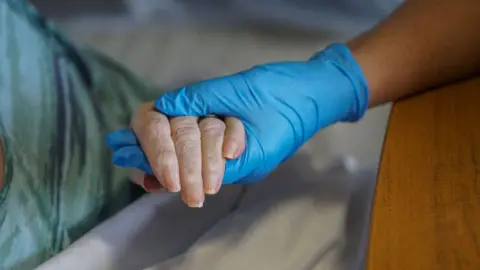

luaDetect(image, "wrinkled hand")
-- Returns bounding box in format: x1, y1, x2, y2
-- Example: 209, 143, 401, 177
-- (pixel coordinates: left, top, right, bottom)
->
107, 102, 245, 207
108, 43, 370, 189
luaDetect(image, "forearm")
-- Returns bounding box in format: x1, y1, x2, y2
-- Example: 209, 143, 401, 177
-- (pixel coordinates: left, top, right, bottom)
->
347, 0, 480, 107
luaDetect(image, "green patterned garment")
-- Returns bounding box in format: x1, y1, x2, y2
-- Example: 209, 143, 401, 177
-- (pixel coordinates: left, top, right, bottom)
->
0, 1, 163, 268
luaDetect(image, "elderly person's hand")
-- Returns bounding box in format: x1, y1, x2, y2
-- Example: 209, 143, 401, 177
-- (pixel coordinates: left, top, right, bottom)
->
107, 102, 245, 208
109, 44, 370, 198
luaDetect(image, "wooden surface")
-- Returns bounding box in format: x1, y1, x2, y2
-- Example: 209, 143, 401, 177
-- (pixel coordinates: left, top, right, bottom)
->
367, 78, 480, 269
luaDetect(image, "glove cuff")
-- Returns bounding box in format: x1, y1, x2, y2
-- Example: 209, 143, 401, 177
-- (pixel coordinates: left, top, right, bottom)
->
309, 43, 370, 122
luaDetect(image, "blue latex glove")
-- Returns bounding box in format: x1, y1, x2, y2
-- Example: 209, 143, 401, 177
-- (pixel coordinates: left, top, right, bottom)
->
107, 43, 369, 184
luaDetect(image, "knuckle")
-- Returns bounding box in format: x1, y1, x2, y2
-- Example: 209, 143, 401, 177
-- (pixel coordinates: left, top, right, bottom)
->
156, 148, 176, 165
172, 117, 196, 127
174, 123, 200, 141
132, 103, 154, 125
175, 126, 197, 136
144, 117, 166, 137
134, 114, 169, 139
133, 102, 151, 118
199, 119, 226, 135
177, 138, 198, 154
226, 117, 245, 131
138, 102, 154, 113
175, 133, 199, 147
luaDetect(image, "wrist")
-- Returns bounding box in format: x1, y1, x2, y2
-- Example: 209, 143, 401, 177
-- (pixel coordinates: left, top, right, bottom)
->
347, 38, 385, 108
310, 43, 370, 122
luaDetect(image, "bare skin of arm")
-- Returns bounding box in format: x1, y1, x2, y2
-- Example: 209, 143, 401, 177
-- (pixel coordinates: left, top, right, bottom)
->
125, 0, 480, 207
4, 1, 477, 203
347, 0, 480, 107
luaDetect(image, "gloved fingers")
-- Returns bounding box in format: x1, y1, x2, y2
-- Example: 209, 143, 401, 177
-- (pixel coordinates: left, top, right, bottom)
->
198, 116, 226, 195
106, 129, 138, 151
112, 145, 153, 175
223, 117, 246, 159
131, 102, 180, 193
222, 131, 264, 184
224, 157, 266, 185
223, 155, 251, 184
171, 116, 205, 208
154, 76, 240, 117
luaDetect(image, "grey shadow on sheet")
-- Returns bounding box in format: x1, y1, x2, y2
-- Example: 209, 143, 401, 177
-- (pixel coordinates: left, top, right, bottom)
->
97, 153, 377, 270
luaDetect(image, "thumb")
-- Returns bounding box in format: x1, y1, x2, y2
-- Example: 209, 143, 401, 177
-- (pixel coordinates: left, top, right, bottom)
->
106, 129, 138, 151
154, 74, 247, 117
112, 145, 154, 175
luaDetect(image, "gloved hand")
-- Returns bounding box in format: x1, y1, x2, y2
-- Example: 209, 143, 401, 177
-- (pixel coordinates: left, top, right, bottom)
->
108, 43, 369, 185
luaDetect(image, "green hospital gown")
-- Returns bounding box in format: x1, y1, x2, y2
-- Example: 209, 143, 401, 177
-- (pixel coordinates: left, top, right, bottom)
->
0, 0, 164, 268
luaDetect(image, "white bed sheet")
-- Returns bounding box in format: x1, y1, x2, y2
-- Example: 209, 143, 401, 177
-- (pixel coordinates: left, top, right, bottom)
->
38, 154, 376, 270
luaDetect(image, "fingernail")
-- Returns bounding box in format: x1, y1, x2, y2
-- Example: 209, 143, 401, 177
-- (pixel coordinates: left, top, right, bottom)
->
169, 183, 181, 193
224, 141, 238, 159
205, 188, 217, 195
206, 177, 222, 195
189, 201, 204, 208
168, 171, 181, 192
181, 193, 204, 208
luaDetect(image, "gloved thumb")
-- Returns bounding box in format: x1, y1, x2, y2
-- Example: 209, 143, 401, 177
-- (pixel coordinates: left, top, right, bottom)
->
106, 129, 138, 151
154, 74, 247, 118
112, 145, 154, 175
